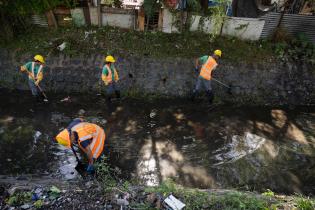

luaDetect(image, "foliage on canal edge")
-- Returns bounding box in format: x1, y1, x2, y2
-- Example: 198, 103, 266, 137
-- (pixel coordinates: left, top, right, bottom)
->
95, 159, 315, 209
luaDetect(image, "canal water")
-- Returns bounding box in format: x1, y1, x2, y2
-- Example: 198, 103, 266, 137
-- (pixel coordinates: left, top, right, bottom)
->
0, 89, 314, 195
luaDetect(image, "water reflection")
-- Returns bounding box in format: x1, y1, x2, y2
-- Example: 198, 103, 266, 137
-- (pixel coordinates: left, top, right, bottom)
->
0, 91, 314, 194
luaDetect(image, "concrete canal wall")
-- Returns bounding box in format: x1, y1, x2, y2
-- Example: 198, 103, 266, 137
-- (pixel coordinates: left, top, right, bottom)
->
0, 49, 314, 105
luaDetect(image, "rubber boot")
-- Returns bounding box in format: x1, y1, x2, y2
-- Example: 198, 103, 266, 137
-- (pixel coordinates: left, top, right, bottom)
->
36, 94, 45, 103
115, 90, 121, 99
106, 95, 112, 103
206, 90, 214, 105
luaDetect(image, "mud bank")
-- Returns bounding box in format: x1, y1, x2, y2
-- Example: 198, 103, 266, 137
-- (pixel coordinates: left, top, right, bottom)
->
1, 179, 314, 210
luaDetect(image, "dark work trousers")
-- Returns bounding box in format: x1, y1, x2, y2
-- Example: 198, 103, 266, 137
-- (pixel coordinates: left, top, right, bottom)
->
106, 82, 120, 95
28, 79, 40, 96
192, 77, 214, 104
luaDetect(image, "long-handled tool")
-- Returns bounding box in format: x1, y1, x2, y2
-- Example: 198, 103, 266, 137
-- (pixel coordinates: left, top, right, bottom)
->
71, 145, 81, 164
212, 78, 233, 95
35, 84, 49, 101
71, 145, 86, 173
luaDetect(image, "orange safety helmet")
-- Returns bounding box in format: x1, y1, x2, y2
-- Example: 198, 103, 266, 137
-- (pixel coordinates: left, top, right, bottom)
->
55, 129, 71, 148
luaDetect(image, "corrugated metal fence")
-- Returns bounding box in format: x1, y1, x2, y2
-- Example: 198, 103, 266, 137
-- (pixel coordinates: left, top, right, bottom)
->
31, 14, 48, 27
260, 12, 315, 43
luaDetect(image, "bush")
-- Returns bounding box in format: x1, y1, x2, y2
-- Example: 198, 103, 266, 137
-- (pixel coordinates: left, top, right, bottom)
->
296, 197, 314, 210
273, 31, 314, 63
95, 157, 119, 192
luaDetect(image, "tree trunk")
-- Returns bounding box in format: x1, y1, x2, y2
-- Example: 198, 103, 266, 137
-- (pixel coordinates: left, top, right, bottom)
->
145, 15, 150, 31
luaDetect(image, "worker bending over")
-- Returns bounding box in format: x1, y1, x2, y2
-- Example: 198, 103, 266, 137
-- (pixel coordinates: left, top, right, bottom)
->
102, 55, 120, 102
20, 54, 45, 100
55, 118, 106, 174
192, 50, 222, 104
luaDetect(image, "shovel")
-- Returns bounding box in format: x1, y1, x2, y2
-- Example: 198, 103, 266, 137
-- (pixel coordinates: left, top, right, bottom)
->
70, 146, 86, 173
212, 78, 233, 95
35, 83, 49, 102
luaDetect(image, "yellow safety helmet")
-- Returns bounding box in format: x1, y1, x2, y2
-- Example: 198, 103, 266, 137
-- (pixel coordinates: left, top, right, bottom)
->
34, 54, 45, 64
105, 55, 115, 63
214, 50, 222, 58
55, 129, 71, 148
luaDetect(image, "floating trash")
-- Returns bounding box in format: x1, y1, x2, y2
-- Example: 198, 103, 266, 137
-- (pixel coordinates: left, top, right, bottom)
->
149, 109, 157, 118
33, 131, 42, 144
60, 96, 71, 102
57, 42, 67, 51
214, 132, 266, 165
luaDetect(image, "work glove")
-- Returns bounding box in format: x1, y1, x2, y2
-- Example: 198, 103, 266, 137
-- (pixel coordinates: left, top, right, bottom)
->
20, 66, 26, 72
86, 164, 95, 174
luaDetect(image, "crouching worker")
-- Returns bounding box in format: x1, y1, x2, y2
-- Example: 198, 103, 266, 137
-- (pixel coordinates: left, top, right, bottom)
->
20, 54, 45, 100
55, 118, 106, 175
101, 55, 120, 102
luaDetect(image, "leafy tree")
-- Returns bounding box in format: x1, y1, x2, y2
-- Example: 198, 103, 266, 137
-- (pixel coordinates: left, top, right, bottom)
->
0, 0, 65, 41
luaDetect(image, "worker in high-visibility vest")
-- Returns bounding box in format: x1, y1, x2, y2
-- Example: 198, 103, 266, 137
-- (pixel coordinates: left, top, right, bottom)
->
191, 50, 222, 104
55, 118, 106, 174
101, 55, 120, 102
20, 54, 45, 99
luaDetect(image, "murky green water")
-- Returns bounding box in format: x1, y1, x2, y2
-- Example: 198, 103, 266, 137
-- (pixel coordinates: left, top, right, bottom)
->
0, 89, 314, 194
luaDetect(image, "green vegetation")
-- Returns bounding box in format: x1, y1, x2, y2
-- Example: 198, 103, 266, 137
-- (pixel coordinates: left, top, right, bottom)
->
71, 156, 315, 209
33, 199, 44, 208
6, 192, 32, 206
296, 196, 315, 210
273, 29, 315, 65
145, 179, 272, 209
1, 26, 275, 64
262, 189, 275, 197
207, 0, 230, 40
95, 157, 118, 192
143, 0, 161, 31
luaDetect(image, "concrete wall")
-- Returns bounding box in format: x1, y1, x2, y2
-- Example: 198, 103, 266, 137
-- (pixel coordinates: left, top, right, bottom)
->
163, 9, 265, 41
189, 16, 215, 34
102, 7, 135, 29
162, 9, 179, 33
89, 6, 99, 26
0, 50, 314, 105
99, 8, 264, 40
222, 17, 265, 40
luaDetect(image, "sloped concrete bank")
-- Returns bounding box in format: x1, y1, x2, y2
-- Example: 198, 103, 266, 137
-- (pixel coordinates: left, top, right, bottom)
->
0, 49, 314, 105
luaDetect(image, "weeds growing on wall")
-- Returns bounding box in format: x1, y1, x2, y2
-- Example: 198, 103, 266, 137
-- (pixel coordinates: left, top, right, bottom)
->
273, 29, 315, 65
2, 26, 275, 64
207, 0, 227, 41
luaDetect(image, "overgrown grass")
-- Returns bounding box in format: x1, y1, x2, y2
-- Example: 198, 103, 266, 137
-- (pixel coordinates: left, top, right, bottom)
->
296, 196, 315, 210
1, 25, 274, 64
144, 180, 315, 210
145, 179, 272, 209
94, 160, 315, 210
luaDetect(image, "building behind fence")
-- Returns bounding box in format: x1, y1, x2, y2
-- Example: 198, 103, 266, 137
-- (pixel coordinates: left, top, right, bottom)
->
32, 6, 315, 44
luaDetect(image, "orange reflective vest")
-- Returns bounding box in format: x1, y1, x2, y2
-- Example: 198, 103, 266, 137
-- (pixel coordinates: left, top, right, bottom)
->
29, 62, 44, 80
71, 122, 106, 159
199, 56, 218, 81
101, 65, 119, 85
